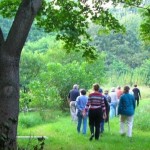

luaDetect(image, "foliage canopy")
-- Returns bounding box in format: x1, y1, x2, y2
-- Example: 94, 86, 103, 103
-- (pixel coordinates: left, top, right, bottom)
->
1, 0, 149, 60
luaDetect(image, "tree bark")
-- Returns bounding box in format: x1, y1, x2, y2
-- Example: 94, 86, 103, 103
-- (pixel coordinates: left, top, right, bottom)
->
0, 0, 42, 149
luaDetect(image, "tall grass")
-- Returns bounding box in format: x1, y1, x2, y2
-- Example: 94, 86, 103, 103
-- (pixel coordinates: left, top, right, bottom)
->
18, 99, 150, 150
139, 86, 150, 99
134, 99, 150, 131
108, 71, 147, 87
18, 110, 68, 128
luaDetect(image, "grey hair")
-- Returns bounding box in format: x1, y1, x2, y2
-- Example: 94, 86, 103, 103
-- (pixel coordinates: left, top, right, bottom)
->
73, 84, 78, 89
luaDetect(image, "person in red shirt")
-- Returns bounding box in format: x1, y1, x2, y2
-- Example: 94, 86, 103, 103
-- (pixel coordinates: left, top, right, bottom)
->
116, 86, 123, 100
86, 83, 106, 141
116, 86, 123, 116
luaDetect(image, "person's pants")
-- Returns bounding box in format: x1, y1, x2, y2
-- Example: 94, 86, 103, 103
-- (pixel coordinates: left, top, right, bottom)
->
110, 102, 117, 118
116, 100, 119, 116
77, 113, 87, 134
120, 115, 134, 137
100, 120, 104, 133
135, 97, 139, 106
70, 101, 77, 122
89, 108, 103, 140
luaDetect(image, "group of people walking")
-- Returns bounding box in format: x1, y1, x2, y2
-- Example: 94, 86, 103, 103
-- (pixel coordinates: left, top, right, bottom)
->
68, 83, 141, 141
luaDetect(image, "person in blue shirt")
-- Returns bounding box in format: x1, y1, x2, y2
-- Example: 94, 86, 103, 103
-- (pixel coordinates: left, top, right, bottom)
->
76, 89, 88, 134
98, 87, 103, 94
118, 86, 135, 137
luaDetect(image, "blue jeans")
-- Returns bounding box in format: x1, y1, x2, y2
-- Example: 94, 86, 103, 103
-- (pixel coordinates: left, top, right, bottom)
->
100, 120, 104, 133
77, 112, 87, 134
110, 102, 117, 119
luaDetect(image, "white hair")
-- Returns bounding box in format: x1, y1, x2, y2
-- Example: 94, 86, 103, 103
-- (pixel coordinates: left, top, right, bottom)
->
73, 84, 78, 89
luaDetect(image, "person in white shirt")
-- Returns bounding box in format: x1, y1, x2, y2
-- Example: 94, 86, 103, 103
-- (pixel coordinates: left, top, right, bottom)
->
109, 87, 118, 118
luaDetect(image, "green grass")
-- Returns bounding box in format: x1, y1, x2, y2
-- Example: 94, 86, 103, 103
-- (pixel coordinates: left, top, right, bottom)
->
18, 99, 150, 150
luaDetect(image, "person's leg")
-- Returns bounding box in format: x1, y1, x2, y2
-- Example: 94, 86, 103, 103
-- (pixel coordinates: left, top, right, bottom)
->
126, 115, 134, 137
89, 113, 94, 134
116, 100, 119, 116
113, 102, 117, 116
136, 97, 139, 107
109, 105, 114, 119
82, 116, 87, 134
89, 110, 94, 140
95, 109, 102, 140
70, 101, 77, 122
77, 114, 82, 133
111, 102, 116, 118
70, 101, 74, 121
100, 120, 104, 133
120, 115, 126, 135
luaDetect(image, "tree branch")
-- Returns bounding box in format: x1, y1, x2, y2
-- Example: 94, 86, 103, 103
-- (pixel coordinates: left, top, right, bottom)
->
129, 4, 150, 12
0, 28, 4, 47
4, 0, 42, 56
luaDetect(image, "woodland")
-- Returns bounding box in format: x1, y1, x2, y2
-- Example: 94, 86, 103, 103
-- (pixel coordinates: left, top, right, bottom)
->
0, 0, 150, 149
1, 3, 149, 110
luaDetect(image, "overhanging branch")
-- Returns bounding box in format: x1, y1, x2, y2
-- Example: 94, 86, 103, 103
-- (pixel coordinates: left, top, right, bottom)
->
5, 0, 42, 56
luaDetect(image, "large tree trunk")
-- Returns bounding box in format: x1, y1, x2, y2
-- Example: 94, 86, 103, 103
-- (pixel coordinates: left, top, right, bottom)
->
0, 53, 20, 149
0, 0, 42, 149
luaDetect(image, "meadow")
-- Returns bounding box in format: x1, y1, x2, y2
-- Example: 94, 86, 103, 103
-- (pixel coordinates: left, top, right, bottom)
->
17, 97, 150, 150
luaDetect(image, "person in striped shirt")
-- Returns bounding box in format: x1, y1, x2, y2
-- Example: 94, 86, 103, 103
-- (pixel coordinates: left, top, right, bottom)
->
86, 83, 106, 141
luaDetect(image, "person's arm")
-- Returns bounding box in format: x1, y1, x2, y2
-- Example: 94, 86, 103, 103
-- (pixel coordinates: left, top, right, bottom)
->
118, 96, 122, 115
102, 97, 107, 119
133, 96, 136, 110
138, 89, 141, 99
76, 97, 80, 110
67, 93, 71, 104
108, 95, 111, 103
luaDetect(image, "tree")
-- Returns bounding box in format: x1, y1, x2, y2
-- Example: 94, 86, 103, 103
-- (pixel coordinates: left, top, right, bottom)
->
90, 12, 150, 68
140, 59, 150, 86
0, 0, 145, 149
140, 6, 150, 43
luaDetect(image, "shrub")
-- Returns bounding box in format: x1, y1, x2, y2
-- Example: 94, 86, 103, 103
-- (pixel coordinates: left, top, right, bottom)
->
19, 112, 43, 128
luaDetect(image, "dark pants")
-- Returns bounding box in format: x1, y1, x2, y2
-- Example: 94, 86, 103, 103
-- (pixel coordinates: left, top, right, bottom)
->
89, 108, 103, 140
135, 97, 139, 106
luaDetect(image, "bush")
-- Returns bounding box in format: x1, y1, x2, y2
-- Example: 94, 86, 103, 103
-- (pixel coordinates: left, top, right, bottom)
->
19, 112, 43, 128
19, 110, 67, 128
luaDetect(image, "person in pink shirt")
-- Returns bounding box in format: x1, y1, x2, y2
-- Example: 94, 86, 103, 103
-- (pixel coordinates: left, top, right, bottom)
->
116, 86, 123, 116
116, 86, 123, 100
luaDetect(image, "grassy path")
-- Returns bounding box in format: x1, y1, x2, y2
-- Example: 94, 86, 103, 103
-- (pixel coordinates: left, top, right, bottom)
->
18, 99, 150, 150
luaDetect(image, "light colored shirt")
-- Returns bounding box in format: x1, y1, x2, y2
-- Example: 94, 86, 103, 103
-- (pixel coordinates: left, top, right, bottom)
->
109, 91, 118, 103
116, 89, 123, 99
76, 95, 88, 111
